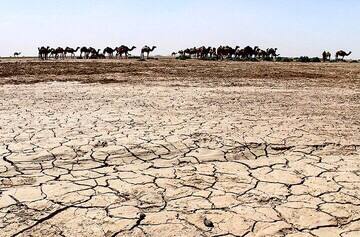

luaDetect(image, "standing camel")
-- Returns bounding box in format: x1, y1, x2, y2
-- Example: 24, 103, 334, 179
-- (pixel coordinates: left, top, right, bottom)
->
103, 47, 116, 58
115, 46, 136, 58
335, 50, 351, 61
65, 47, 80, 58
80, 47, 90, 59
13, 52, 21, 57
38, 46, 51, 60
267, 48, 279, 59
54, 47, 65, 59
322, 51, 331, 62
141, 46, 157, 58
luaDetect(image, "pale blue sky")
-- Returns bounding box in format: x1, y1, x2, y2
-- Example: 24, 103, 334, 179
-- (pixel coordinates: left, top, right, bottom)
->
1, 0, 359, 58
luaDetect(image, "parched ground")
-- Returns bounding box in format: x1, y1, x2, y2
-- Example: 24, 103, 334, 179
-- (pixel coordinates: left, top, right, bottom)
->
0, 59, 360, 236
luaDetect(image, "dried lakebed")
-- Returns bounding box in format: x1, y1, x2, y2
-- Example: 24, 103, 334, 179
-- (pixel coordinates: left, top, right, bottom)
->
0, 60, 360, 236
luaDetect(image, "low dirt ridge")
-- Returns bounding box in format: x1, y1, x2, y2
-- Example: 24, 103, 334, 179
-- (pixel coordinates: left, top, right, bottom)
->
0, 59, 360, 236
1, 59, 360, 87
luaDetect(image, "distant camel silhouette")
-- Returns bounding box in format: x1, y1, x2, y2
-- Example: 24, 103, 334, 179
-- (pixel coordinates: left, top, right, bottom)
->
322, 51, 331, 62
103, 47, 116, 58
54, 47, 65, 59
13, 52, 21, 57
38, 46, 50, 60
48, 48, 56, 58
243, 46, 255, 59
89, 49, 106, 59
65, 47, 80, 58
141, 46, 157, 58
80, 47, 90, 59
335, 50, 351, 61
115, 45, 136, 58
267, 48, 279, 59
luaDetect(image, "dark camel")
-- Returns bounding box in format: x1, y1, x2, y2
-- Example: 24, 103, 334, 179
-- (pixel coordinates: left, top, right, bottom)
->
209, 47, 217, 58
13, 52, 21, 57
38, 46, 51, 60
266, 48, 279, 59
55, 47, 65, 59
89, 49, 106, 59
335, 50, 351, 61
115, 46, 136, 58
235, 48, 245, 59
141, 46, 157, 58
88, 47, 98, 58
197, 46, 212, 58
80, 47, 90, 59
103, 47, 116, 58
322, 51, 331, 62
65, 47, 80, 58
216, 46, 239, 59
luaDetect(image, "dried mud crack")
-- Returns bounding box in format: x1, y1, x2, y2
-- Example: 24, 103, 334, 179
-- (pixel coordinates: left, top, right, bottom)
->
0, 59, 360, 236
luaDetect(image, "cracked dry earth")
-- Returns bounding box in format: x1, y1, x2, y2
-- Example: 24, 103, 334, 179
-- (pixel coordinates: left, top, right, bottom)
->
0, 60, 360, 237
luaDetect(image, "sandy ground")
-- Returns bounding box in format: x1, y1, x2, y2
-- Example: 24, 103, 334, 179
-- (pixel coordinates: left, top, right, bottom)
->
0, 59, 360, 236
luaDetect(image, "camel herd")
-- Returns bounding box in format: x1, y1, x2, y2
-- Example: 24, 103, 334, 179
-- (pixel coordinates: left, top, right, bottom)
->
12, 45, 353, 62
37, 45, 157, 60
174, 46, 279, 60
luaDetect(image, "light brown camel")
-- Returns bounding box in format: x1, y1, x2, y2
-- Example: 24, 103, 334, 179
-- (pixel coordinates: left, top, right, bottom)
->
141, 46, 157, 58
335, 50, 351, 61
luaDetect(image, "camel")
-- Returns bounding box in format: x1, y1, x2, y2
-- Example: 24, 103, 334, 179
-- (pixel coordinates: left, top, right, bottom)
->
217, 46, 225, 60
209, 47, 217, 58
48, 48, 57, 58
88, 47, 98, 58
257, 49, 269, 59
335, 50, 351, 61
53, 47, 65, 59
235, 48, 245, 59
80, 47, 90, 59
217, 46, 237, 60
103, 47, 116, 58
13, 52, 21, 57
322, 51, 331, 62
182, 47, 197, 58
89, 49, 106, 59
196, 46, 212, 58
64, 47, 80, 58
115, 46, 136, 58
203, 47, 212, 58
228, 46, 240, 58
141, 46, 157, 58
243, 46, 255, 59
38, 46, 51, 60
267, 48, 279, 59
171, 52, 177, 57
253, 46, 260, 58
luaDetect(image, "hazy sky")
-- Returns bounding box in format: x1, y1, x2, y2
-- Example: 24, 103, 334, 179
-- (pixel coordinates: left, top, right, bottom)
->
1, 0, 359, 58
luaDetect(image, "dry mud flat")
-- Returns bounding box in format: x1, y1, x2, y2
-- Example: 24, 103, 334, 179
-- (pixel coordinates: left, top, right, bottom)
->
0, 59, 360, 236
